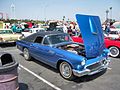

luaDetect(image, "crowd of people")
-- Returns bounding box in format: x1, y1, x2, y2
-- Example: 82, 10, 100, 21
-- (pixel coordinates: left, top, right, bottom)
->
3, 20, 120, 38
3, 20, 81, 36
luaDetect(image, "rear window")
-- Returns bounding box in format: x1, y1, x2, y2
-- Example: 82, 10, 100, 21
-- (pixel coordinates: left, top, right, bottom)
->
22, 34, 36, 42
34, 36, 43, 44
0, 30, 13, 34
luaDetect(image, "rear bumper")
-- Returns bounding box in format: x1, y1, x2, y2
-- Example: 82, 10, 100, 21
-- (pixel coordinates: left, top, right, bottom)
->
0, 41, 15, 44
73, 59, 110, 77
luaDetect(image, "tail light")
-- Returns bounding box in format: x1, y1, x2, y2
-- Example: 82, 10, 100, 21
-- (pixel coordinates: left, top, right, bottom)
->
0, 37, 3, 41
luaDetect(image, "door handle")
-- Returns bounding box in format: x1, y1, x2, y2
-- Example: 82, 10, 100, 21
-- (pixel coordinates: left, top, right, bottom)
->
30, 44, 38, 48
48, 50, 55, 54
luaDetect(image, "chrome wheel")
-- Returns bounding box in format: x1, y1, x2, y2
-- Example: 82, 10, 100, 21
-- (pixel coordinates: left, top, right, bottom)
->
59, 62, 74, 80
109, 46, 120, 57
23, 48, 31, 60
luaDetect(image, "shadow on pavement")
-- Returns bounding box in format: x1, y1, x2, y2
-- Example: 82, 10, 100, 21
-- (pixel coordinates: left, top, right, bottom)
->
33, 59, 59, 73
0, 43, 16, 48
20, 53, 59, 73
19, 83, 28, 90
73, 69, 107, 83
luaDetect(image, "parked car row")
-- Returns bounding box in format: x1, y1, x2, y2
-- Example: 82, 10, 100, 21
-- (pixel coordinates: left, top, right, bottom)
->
21, 28, 46, 37
0, 27, 46, 44
104, 28, 120, 39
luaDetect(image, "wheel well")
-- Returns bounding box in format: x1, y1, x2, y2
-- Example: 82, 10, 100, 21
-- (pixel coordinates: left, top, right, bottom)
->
108, 46, 120, 50
22, 47, 27, 51
57, 60, 73, 70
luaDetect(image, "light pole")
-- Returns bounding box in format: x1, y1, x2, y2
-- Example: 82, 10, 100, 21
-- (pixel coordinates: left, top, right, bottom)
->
109, 7, 112, 22
106, 9, 109, 23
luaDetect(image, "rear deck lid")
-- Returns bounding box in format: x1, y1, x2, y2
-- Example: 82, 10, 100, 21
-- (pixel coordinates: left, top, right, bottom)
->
76, 14, 105, 58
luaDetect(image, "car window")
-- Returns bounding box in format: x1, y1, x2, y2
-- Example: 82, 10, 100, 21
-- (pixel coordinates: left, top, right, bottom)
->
109, 31, 118, 34
55, 28, 63, 32
23, 28, 30, 32
46, 27, 64, 32
0, 30, 13, 34
47, 34, 71, 44
34, 36, 43, 44
43, 37, 49, 45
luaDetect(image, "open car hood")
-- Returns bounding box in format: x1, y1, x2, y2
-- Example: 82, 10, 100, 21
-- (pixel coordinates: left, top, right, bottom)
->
76, 14, 105, 58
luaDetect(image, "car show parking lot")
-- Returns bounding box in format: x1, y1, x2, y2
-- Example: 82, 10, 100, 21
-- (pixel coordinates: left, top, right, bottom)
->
1, 45, 120, 90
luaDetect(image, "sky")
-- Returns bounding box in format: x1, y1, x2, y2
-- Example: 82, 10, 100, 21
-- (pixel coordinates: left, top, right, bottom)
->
0, 0, 120, 22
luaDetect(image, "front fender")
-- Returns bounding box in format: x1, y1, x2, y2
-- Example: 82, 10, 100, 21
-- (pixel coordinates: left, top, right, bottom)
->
56, 57, 85, 70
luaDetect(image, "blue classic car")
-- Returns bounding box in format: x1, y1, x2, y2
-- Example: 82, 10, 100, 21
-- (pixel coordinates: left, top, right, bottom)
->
16, 14, 110, 80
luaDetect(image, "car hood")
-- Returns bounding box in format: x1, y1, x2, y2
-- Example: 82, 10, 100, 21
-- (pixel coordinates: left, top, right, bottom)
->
0, 34, 21, 37
76, 14, 105, 58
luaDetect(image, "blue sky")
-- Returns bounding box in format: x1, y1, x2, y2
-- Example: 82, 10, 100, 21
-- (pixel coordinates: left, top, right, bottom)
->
0, 0, 120, 22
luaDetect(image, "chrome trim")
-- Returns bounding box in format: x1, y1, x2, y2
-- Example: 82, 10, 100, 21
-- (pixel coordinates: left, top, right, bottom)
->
84, 58, 105, 69
73, 69, 90, 77
73, 59, 110, 77
88, 59, 110, 75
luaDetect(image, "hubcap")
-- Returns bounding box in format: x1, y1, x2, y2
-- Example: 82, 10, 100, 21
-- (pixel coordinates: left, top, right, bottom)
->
109, 47, 119, 57
24, 48, 29, 59
60, 62, 72, 78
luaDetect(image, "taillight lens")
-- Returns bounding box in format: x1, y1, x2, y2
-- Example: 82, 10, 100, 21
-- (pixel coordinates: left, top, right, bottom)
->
0, 37, 3, 41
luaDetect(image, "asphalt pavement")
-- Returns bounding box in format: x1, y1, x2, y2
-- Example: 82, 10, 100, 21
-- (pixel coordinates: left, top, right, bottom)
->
0, 45, 120, 90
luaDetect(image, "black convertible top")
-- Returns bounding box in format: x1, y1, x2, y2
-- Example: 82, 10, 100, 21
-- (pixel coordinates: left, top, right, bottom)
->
22, 31, 67, 42
34, 31, 65, 37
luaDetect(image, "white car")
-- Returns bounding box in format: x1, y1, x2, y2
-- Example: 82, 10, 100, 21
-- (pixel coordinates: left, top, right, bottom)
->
104, 28, 120, 39
22, 28, 45, 37
0, 29, 22, 44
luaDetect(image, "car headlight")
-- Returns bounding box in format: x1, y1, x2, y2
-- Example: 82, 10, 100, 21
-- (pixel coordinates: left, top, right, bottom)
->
103, 49, 110, 56
81, 59, 86, 66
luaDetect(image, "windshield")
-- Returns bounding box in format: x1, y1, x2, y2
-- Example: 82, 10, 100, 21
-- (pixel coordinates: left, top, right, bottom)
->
0, 30, 13, 34
47, 34, 72, 44
109, 31, 119, 34
47, 27, 64, 32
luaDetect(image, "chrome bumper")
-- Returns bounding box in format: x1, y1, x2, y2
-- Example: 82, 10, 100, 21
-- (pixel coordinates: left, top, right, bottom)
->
73, 59, 110, 77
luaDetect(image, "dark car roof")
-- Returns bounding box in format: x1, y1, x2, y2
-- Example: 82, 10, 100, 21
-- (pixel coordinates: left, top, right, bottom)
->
35, 31, 65, 37
22, 31, 67, 42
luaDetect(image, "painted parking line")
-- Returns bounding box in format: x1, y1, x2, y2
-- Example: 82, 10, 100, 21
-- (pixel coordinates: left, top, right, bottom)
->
19, 64, 62, 90
18, 67, 21, 70
107, 67, 112, 70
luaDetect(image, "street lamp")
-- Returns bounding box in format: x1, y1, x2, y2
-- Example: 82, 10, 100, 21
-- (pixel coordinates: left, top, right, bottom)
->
106, 9, 109, 23
109, 7, 112, 21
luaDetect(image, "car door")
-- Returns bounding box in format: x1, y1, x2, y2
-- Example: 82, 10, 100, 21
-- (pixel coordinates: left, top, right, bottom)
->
30, 36, 58, 66
29, 36, 46, 61
41, 36, 60, 66
76, 14, 105, 58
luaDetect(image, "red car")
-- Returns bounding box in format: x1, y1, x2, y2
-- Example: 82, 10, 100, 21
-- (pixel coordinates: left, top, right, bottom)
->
72, 36, 120, 58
